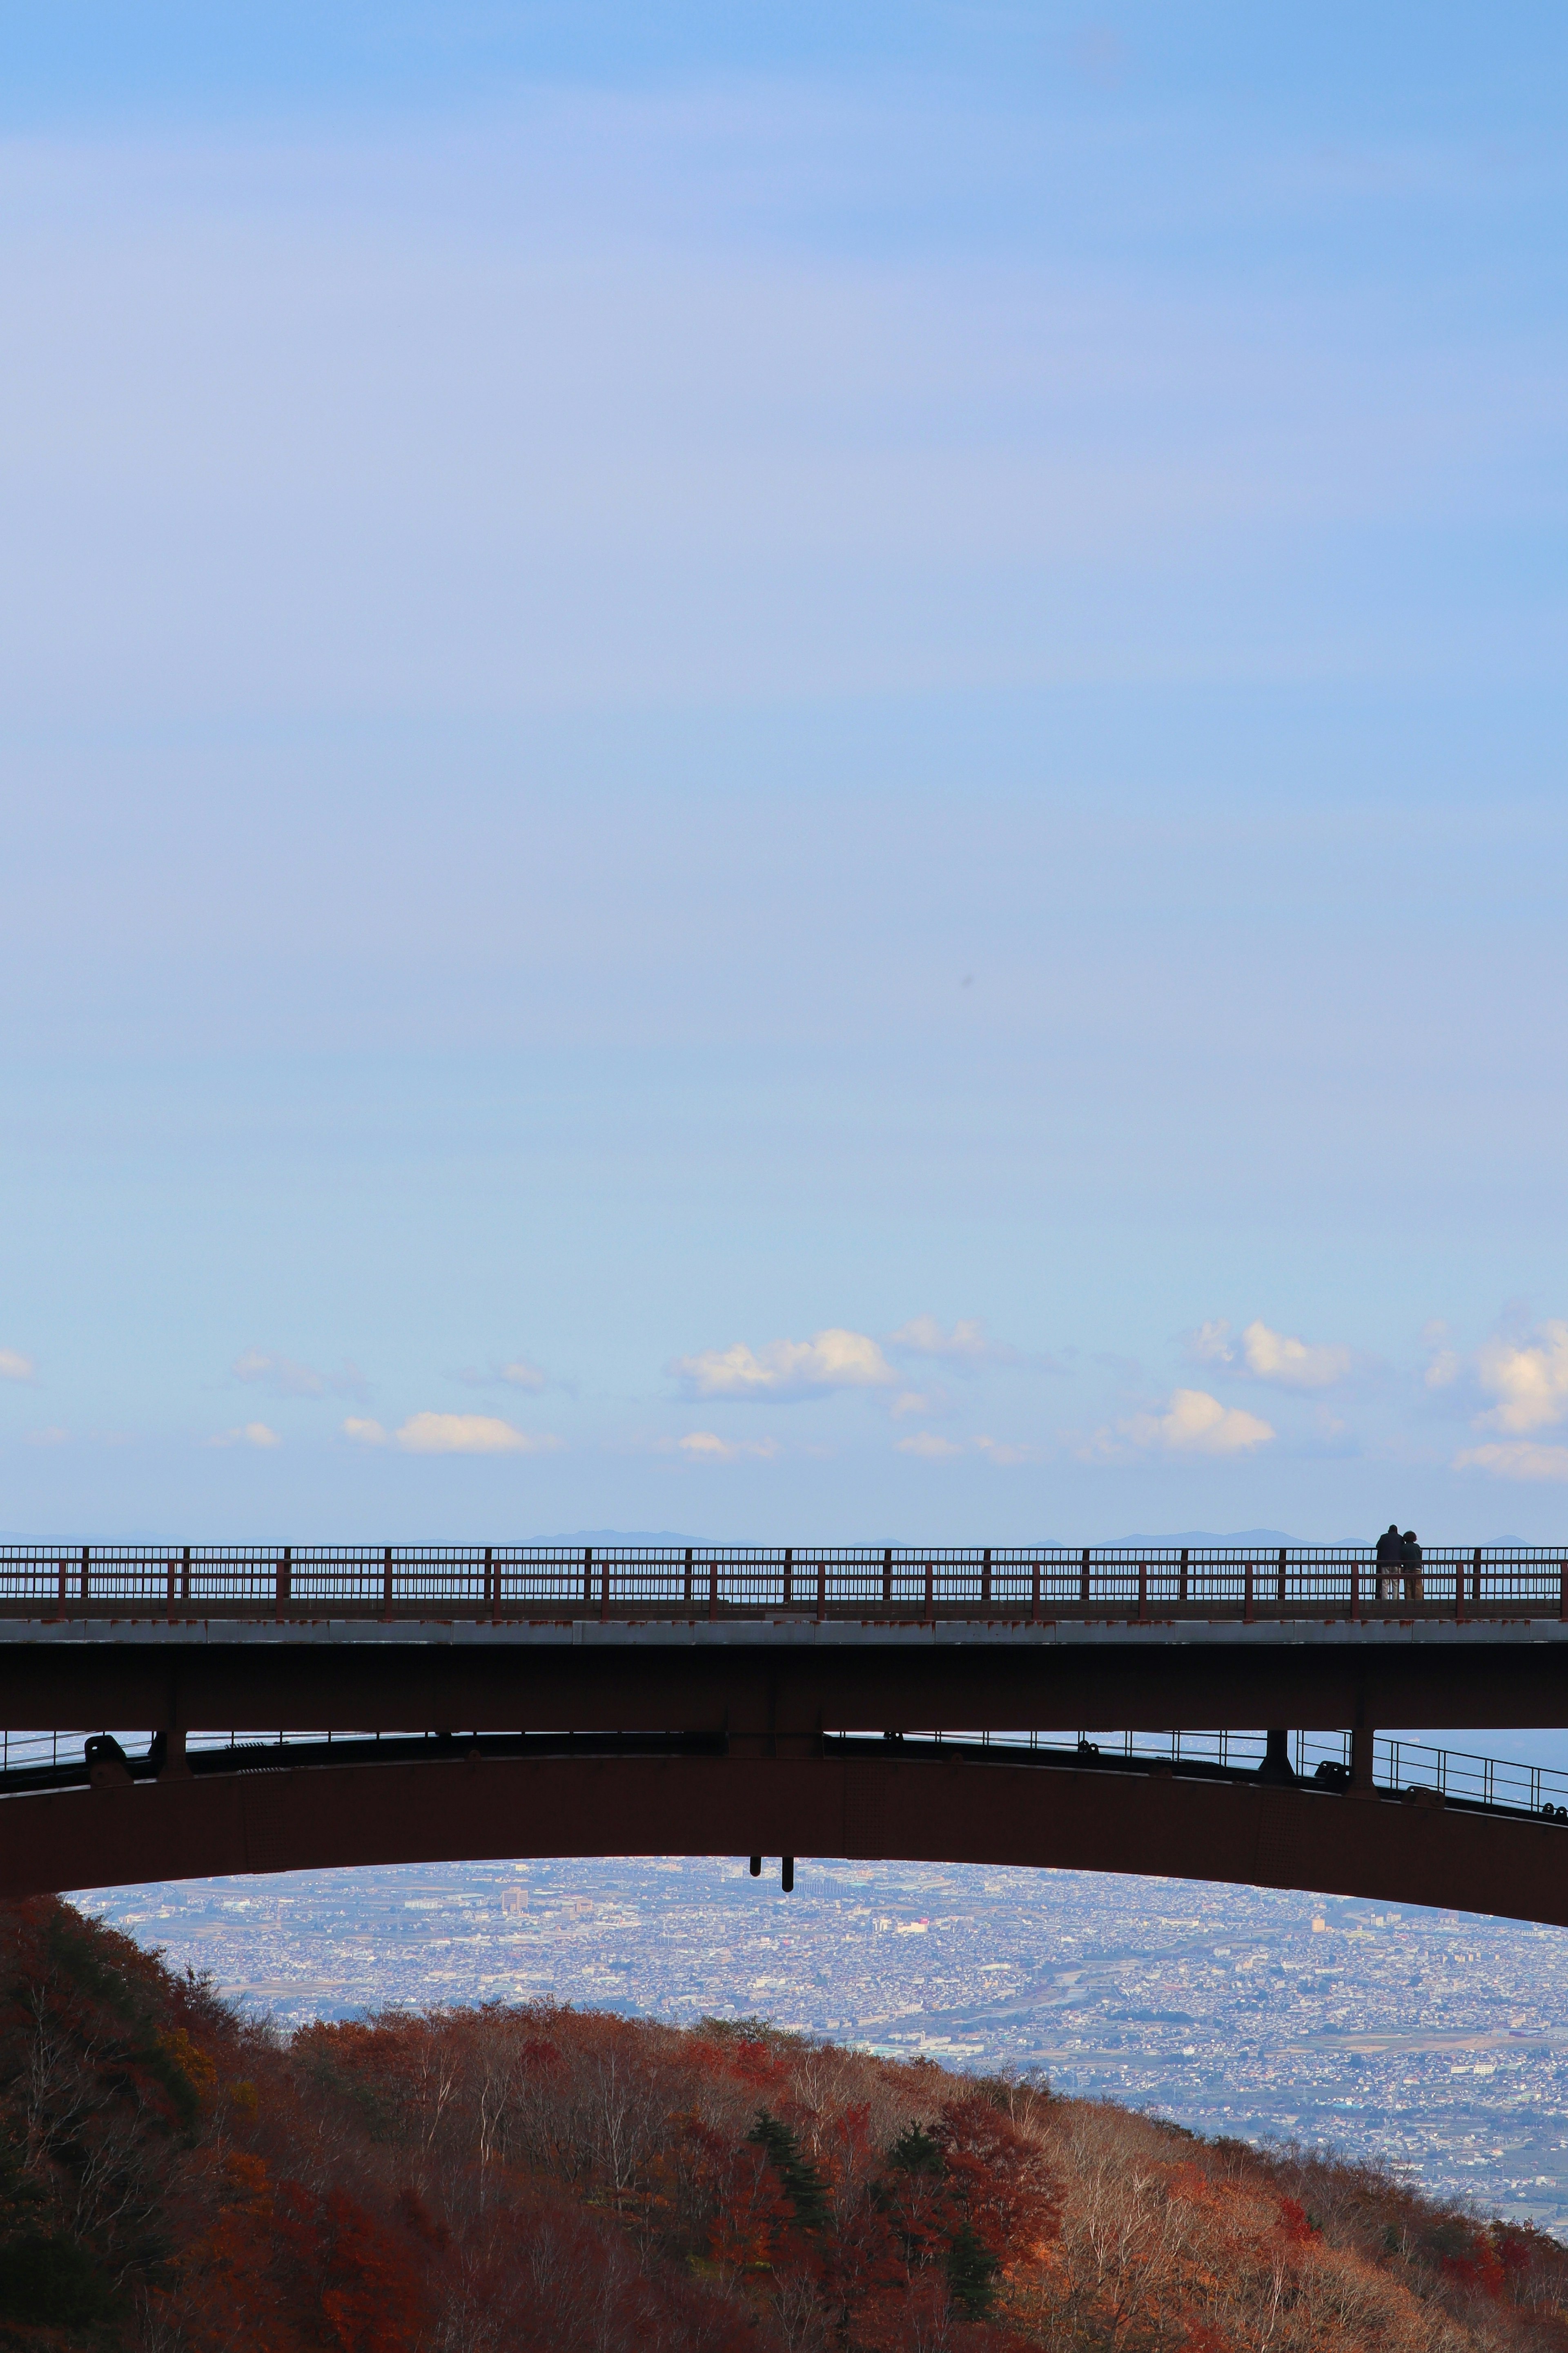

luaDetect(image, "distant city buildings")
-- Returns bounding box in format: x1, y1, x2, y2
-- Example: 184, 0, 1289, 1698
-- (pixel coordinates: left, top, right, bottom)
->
80, 1858, 1568, 2237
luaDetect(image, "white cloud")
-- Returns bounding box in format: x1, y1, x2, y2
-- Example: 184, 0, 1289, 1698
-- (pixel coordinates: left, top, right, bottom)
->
209, 1422, 281, 1449
674, 1431, 780, 1463
889, 1316, 1004, 1363
1238, 1320, 1351, 1389
1189, 1320, 1236, 1365
1454, 1440, 1568, 1483
1123, 1388, 1275, 1457
500, 1359, 547, 1392
0, 1349, 36, 1383
1472, 1322, 1568, 1435
343, 1417, 390, 1446
1188, 1318, 1349, 1387
670, 1328, 894, 1401
895, 1432, 964, 1460
394, 1412, 564, 1456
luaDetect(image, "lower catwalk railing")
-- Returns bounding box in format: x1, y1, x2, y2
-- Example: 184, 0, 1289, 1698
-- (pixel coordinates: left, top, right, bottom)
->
2, 1545, 1567, 1621
3, 1725, 1567, 1829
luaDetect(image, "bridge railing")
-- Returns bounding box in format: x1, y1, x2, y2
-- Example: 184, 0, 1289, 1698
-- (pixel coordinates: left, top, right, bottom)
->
907, 1727, 1568, 1816
0, 1545, 1565, 1619
8, 1721, 1568, 1827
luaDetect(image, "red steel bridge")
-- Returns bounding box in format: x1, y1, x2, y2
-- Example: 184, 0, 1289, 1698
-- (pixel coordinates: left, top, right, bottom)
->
3, 1542, 1568, 1925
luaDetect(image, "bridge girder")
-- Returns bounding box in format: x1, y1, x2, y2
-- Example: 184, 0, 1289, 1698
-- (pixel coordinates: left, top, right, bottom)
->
5, 1622, 1568, 1737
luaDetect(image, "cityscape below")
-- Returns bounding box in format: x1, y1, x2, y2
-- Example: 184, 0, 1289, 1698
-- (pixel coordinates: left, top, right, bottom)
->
80, 1852, 1568, 2241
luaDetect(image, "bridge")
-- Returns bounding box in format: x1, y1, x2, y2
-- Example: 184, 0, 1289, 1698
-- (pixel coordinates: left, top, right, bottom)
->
3, 1541, 1568, 1927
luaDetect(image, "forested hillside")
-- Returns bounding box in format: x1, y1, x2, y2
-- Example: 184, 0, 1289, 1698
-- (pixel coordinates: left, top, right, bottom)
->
0, 1895, 1564, 2350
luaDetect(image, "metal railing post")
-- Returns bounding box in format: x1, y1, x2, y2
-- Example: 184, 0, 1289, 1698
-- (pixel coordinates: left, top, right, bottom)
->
684, 1547, 693, 1607
816, 1558, 826, 1623
166, 1558, 177, 1621
55, 1558, 67, 1618
80, 1544, 89, 1606
1473, 1546, 1482, 1613
784, 1547, 793, 1609
1277, 1546, 1286, 1605
1031, 1561, 1041, 1624
1243, 1561, 1254, 1624
583, 1547, 592, 1607
981, 1548, 991, 1610
1079, 1547, 1090, 1605
1350, 1559, 1361, 1621
600, 1552, 610, 1624
924, 1561, 934, 1625
1179, 1546, 1189, 1603
181, 1544, 191, 1606
883, 1547, 893, 1610
1457, 1556, 1466, 1623
489, 1547, 500, 1626
1137, 1561, 1148, 1624
708, 1558, 719, 1623
382, 1546, 393, 1622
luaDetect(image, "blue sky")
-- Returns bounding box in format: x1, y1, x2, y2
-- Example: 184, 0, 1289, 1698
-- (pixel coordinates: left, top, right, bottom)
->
2, 2, 1566, 1544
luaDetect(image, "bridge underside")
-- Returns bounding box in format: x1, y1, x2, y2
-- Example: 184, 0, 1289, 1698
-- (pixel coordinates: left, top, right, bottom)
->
9, 1747, 1568, 1929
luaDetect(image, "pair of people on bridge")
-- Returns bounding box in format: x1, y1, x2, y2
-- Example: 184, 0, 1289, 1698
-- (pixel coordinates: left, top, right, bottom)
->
1376, 1524, 1423, 1601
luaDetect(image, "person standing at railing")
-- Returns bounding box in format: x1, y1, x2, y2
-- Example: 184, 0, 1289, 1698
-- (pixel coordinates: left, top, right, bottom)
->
1401, 1529, 1424, 1603
1375, 1524, 1402, 1600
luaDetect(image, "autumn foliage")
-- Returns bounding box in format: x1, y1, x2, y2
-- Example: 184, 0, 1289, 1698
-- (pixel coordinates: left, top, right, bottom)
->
0, 1899, 1566, 2349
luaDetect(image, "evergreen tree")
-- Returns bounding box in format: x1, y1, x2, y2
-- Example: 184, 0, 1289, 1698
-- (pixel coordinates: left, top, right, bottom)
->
746, 2109, 829, 2233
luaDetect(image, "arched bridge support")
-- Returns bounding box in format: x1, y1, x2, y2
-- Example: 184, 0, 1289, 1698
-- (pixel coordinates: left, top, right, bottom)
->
7, 1749, 1568, 1929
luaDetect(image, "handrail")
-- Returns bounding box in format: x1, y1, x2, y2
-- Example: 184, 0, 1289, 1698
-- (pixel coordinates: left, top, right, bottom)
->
0, 1543, 1564, 1621
904, 1727, 1568, 1820
7, 1721, 1568, 1829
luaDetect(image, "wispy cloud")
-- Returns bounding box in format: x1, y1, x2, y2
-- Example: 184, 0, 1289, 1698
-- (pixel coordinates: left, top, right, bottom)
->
1101, 1387, 1275, 1458
891, 1387, 951, 1420
1189, 1318, 1350, 1389
889, 1316, 1011, 1364
1454, 1439, 1568, 1483
0, 1349, 36, 1383
24, 1427, 68, 1447
456, 1358, 549, 1392
895, 1432, 964, 1459
343, 1418, 390, 1446
670, 1328, 894, 1401
209, 1422, 281, 1449
394, 1413, 564, 1456
233, 1348, 368, 1399
974, 1435, 1041, 1466
670, 1431, 780, 1463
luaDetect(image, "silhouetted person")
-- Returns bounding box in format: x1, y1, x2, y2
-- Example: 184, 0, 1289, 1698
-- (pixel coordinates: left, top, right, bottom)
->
1401, 1528, 1424, 1604
1375, 1523, 1401, 1601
